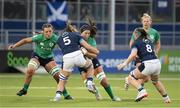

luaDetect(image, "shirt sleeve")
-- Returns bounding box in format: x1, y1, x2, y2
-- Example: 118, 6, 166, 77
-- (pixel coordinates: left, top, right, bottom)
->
131, 41, 138, 50
53, 34, 59, 43
31, 34, 42, 42
155, 31, 160, 43
130, 28, 139, 41
77, 34, 83, 44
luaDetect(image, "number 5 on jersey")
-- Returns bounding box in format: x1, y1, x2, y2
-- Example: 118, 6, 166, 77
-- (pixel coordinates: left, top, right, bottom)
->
63, 36, 71, 45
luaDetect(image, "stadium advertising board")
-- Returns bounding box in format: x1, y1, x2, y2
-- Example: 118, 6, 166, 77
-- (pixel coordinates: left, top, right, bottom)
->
160, 50, 180, 73
0, 50, 31, 72
0, 50, 180, 73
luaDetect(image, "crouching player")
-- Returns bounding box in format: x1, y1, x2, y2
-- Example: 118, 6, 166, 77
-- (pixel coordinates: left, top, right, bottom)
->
117, 28, 171, 103
52, 23, 99, 101
8, 23, 73, 100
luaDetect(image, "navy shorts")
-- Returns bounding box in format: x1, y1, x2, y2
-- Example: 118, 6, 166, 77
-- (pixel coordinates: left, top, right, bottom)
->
31, 52, 54, 67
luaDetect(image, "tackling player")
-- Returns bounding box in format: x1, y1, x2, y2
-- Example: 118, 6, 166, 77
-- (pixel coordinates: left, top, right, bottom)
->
52, 22, 99, 101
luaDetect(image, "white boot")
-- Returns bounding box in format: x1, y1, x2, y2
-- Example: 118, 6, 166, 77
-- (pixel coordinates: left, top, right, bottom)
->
135, 89, 148, 102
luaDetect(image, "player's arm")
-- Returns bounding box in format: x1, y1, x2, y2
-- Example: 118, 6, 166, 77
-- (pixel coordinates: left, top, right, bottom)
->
81, 47, 97, 58
80, 39, 99, 55
129, 31, 136, 48
129, 39, 134, 48
85, 52, 97, 58
117, 48, 137, 70
155, 40, 161, 55
154, 31, 161, 55
8, 37, 32, 50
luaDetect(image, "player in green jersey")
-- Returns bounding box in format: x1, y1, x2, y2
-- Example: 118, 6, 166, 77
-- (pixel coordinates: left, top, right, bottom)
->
8, 23, 72, 100
78, 18, 120, 101
129, 13, 161, 54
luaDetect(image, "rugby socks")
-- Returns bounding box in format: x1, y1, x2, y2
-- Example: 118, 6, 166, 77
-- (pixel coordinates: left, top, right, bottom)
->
23, 83, 29, 91
137, 85, 144, 92
56, 91, 62, 95
62, 88, 69, 97
104, 85, 114, 99
162, 94, 168, 98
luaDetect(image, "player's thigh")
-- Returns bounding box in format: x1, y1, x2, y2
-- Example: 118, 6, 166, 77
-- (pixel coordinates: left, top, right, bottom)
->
94, 66, 103, 76
45, 60, 58, 72
151, 74, 159, 82
75, 54, 91, 68
133, 68, 147, 80
63, 58, 75, 72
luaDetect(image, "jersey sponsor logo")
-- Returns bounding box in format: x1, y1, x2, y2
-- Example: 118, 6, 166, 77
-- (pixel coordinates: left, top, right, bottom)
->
149, 35, 155, 42
40, 42, 44, 46
49, 42, 54, 47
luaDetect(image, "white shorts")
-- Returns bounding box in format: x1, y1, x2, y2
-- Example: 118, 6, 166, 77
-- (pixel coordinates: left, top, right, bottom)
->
141, 59, 161, 76
62, 50, 88, 72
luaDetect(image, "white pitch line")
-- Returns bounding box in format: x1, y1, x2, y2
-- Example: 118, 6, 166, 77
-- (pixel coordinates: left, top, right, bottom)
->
0, 94, 179, 101
0, 106, 179, 108
0, 86, 135, 91
0, 75, 180, 81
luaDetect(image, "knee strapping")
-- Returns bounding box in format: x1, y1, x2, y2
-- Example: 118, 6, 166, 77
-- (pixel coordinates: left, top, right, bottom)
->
96, 72, 106, 82
28, 60, 39, 70
59, 73, 68, 81
49, 66, 60, 76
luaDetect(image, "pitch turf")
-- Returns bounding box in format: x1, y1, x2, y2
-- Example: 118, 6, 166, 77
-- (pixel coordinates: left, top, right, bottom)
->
0, 73, 180, 108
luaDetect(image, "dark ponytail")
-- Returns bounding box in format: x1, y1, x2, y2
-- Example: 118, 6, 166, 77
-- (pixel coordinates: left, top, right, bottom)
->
64, 20, 78, 32
86, 16, 97, 37
135, 28, 148, 39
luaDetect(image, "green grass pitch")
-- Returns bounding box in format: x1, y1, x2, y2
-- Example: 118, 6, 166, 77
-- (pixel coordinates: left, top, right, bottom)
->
0, 73, 180, 108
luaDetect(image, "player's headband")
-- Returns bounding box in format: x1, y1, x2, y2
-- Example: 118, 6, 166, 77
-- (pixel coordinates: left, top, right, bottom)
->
80, 24, 92, 33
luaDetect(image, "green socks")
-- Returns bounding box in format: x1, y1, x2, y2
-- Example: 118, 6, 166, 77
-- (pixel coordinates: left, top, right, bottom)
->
104, 85, 114, 99
23, 84, 29, 91
62, 88, 69, 97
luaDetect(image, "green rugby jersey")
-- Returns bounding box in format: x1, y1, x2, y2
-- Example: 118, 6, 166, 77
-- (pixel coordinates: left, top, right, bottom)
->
131, 27, 160, 44
31, 33, 58, 59
87, 36, 96, 47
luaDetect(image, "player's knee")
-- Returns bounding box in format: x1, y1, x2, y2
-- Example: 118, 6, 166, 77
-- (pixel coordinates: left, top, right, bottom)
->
28, 60, 39, 70
59, 72, 68, 81
129, 70, 138, 80
144, 78, 149, 83
96, 71, 106, 82
49, 66, 60, 76
152, 80, 158, 85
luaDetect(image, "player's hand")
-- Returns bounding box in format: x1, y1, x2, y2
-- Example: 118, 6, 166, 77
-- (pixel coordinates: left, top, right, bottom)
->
80, 47, 88, 55
117, 62, 127, 70
8, 44, 15, 50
